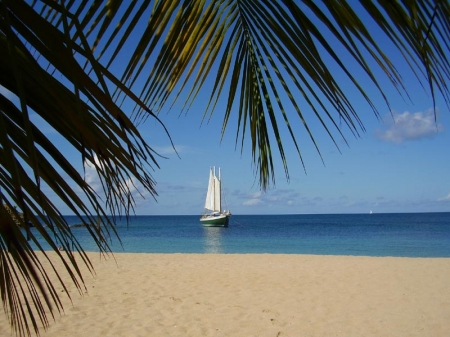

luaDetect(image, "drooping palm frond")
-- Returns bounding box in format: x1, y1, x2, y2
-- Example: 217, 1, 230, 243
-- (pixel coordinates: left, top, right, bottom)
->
1, 1, 167, 336
1, 1, 450, 336
111, 0, 449, 187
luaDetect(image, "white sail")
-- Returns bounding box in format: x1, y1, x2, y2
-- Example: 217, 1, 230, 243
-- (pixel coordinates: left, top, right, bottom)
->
204, 168, 215, 211
204, 167, 222, 213
214, 173, 221, 212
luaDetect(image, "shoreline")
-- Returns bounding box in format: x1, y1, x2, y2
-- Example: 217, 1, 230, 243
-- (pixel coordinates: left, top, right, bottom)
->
1, 253, 449, 336
45, 250, 450, 258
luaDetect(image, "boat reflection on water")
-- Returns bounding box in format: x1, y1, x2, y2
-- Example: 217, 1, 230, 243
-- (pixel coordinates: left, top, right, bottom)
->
203, 227, 224, 253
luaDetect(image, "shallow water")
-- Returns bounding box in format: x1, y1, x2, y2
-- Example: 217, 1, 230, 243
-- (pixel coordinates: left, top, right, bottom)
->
28, 212, 450, 257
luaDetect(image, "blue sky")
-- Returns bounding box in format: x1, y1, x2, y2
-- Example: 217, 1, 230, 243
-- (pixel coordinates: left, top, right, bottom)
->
3, 3, 450, 216
121, 12, 450, 216
129, 33, 450, 216
137, 93, 450, 215
13, 78, 450, 216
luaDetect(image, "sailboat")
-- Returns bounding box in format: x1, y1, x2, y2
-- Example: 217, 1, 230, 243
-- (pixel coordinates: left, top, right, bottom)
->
200, 167, 231, 227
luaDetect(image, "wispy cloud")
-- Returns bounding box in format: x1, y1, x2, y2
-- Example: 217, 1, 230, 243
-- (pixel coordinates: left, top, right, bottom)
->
241, 189, 300, 208
84, 155, 153, 202
374, 109, 443, 144
437, 193, 450, 202
243, 198, 263, 206
152, 145, 187, 155
84, 159, 103, 194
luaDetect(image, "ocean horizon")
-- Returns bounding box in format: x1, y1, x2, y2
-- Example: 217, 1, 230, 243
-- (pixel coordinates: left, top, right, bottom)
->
28, 212, 450, 257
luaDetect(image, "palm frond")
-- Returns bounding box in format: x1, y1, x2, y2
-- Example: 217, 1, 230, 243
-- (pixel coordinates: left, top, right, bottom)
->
1, 1, 167, 335
111, 0, 449, 187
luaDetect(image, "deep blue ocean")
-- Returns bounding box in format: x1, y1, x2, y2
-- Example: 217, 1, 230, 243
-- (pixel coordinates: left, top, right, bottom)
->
30, 212, 450, 257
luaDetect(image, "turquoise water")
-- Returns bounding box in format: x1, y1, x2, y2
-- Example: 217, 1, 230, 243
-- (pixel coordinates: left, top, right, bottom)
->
29, 212, 450, 257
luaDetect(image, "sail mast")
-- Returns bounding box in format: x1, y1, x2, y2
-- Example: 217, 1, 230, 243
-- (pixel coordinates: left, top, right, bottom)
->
213, 166, 221, 212
219, 167, 222, 212
213, 166, 216, 212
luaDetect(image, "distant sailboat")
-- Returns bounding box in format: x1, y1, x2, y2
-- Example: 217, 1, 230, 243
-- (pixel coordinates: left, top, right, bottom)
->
200, 167, 231, 227
370, 210, 373, 214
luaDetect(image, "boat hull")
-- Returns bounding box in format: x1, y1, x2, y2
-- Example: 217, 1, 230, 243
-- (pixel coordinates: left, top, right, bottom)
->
200, 214, 229, 227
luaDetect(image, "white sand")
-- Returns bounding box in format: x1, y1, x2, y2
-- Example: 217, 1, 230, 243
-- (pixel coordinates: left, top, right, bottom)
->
1, 253, 449, 337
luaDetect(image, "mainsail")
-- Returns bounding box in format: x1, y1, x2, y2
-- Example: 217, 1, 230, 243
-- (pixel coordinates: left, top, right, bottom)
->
204, 167, 221, 212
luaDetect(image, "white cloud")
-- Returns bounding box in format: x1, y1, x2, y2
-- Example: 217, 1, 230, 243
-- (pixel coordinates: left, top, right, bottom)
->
153, 145, 187, 155
242, 191, 265, 206
84, 159, 103, 194
243, 198, 263, 206
242, 190, 301, 208
438, 193, 450, 202
251, 191, 264, 198
84, 156, 151, 202
374, 109, 443, 143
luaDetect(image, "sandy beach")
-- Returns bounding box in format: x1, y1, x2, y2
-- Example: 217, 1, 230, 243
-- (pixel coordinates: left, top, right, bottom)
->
1, 253, 449, 337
